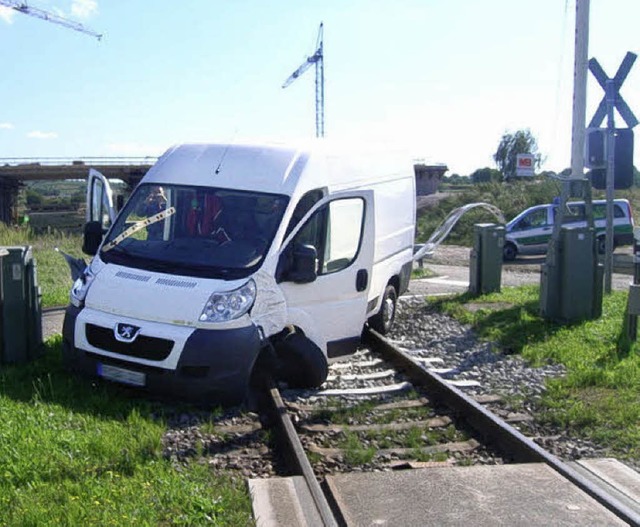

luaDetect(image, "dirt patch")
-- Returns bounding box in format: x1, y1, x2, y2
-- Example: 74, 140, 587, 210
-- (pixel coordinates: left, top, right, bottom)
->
416, 193, 452, 211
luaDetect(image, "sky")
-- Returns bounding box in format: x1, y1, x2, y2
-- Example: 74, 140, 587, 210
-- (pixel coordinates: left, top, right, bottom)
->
0, 0, 639, 177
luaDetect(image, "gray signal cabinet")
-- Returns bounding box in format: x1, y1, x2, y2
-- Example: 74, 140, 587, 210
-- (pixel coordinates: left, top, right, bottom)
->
0, 246, 43, 364
540, 226, 603, 322
469, 223, 504, 295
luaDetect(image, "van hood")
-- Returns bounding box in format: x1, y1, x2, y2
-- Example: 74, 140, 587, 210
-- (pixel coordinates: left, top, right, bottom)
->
84, 263, 287, 334
85, 263, 237, 326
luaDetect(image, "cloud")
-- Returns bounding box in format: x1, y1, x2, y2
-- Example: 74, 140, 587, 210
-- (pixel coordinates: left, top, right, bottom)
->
28, 130, 58, 139
0, 6, 15, 24
0, 122, 14, 129
71, 0, 98, 19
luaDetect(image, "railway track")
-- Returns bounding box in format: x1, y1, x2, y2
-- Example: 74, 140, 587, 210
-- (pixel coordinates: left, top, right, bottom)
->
253, 328, 640, 526
143, 319, 640, 525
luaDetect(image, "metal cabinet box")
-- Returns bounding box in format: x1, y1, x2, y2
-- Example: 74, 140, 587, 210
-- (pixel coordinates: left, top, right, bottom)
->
0, 246, 43, 364
469, 223, 504, 295
540, 227, 602, 322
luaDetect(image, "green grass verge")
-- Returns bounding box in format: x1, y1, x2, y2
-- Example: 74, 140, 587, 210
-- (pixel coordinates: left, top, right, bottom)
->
0, 337, 253, 526
432, 285, 640, 461
0, 224, 83, 308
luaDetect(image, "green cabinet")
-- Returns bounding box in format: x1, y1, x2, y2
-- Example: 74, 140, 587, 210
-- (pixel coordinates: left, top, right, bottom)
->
540, 226, 602, 322
0, 246, 43, 364
469, 223, 504, 295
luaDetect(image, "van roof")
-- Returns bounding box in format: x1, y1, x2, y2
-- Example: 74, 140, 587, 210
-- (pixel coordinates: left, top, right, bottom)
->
141, 143, 304, 195
140, 142, 415, 196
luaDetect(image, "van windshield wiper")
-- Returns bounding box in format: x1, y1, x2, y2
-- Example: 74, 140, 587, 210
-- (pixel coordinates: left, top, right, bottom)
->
102, 207, 176, 252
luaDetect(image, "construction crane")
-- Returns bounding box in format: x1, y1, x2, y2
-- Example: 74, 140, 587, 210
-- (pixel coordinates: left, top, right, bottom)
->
282, 22, 324, 138
0, 0, 102, 39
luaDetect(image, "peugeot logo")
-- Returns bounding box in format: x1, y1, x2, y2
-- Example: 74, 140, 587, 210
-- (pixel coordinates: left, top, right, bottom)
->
114, 323, 141, 343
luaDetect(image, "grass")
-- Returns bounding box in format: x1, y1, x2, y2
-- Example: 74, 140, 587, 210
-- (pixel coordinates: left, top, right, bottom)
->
432, 285, 640, 461
0, 337, 253, 526
0, 224, 84, 308
341, 432, 377, 466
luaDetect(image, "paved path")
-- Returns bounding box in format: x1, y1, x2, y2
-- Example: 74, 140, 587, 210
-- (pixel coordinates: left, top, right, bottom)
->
408, 262, 634, 297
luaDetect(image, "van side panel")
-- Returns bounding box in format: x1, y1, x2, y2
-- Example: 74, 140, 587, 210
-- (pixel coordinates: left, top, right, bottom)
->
367, 174, 416, 311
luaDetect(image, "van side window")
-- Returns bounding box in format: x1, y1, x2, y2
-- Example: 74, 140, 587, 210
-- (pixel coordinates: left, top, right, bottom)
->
284, 189, 325, 240
91, 178, 112, 230
288, 197, 365, 275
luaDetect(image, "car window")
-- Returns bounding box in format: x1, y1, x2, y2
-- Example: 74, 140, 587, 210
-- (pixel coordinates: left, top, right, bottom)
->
563, 204, 585, 224
594, 203, 626, 219
516, 208, 547, 230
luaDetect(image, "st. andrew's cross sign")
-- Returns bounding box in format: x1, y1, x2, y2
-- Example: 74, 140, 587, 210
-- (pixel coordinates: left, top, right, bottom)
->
588, 51, 638, 129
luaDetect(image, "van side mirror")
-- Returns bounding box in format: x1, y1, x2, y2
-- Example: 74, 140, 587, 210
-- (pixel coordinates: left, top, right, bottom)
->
291, 244, 318, 283
82, 221, 104, 255
280, 244, 318, 283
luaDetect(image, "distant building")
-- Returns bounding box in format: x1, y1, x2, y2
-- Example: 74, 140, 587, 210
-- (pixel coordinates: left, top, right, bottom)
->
413, 163, 448, 195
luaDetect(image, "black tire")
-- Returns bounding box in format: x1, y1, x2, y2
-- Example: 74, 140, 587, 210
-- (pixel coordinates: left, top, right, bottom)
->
503, 243, 517, 262
597, 236, 606, 255
274, 331, 328, 388
368, 285, 397, 335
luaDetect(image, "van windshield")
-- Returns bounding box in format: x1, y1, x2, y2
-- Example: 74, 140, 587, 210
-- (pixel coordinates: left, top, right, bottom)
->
100, 184, 289, 280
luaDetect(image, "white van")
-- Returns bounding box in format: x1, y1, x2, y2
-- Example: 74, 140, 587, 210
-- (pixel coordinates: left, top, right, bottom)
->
503, 199, 634, 261
62, 142, 416, 404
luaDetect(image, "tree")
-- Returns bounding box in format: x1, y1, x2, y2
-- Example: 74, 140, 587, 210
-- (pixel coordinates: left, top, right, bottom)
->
493, 129, 542, 181
470, 167, 501, 184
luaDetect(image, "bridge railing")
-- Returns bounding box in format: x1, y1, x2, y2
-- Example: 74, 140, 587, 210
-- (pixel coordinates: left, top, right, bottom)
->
0, 157, 157, 167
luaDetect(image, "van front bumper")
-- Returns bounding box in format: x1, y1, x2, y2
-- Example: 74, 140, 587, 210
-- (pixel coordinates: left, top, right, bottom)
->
62, 305, 261, 405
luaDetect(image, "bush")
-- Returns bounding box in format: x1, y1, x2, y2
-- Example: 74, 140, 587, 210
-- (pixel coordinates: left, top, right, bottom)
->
417, 179, 561, 246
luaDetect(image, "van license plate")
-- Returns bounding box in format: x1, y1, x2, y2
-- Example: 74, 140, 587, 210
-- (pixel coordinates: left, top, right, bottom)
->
97, 363, 146, 387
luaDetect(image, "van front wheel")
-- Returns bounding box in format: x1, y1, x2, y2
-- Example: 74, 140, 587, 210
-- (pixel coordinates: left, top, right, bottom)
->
274, 331, 328, 388
368, 285, 397, 335
503, 243, 517, 262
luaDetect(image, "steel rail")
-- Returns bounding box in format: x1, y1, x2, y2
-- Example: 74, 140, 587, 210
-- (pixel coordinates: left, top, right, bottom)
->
364, 328, 640, 526
261, 380, 340, 527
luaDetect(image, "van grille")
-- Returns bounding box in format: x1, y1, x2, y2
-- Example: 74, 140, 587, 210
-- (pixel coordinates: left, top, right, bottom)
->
86, 324, 173, 361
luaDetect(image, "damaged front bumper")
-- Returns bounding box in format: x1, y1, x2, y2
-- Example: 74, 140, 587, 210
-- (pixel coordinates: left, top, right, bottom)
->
62, 305, 262, 405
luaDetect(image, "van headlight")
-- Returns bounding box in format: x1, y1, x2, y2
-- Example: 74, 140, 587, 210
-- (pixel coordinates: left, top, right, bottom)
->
199, 280, 256, 323
70, 266, 95, 308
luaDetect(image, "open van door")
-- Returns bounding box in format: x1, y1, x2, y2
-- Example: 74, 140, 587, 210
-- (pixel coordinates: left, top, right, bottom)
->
86, 168, 116, 227
277, 190, 375, 358
83, 169, 116, 255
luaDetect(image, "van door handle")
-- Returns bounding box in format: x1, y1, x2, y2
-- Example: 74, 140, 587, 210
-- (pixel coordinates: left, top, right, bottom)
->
356, 269, 368, 292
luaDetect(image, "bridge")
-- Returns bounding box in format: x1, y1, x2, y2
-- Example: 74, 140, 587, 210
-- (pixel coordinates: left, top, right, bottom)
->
0, 157, 156, 224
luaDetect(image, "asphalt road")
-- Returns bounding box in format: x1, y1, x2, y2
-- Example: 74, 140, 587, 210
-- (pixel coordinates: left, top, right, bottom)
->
409, 261, 634, 297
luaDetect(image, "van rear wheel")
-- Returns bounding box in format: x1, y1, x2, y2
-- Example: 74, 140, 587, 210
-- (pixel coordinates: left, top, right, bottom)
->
368, 285, 397, 335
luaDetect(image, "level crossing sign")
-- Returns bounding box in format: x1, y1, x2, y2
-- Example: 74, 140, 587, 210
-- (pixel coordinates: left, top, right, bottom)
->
588, 52, 638, 129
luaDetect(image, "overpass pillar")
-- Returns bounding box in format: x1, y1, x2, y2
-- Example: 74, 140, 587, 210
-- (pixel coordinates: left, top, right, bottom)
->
0, 178, 20, 225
